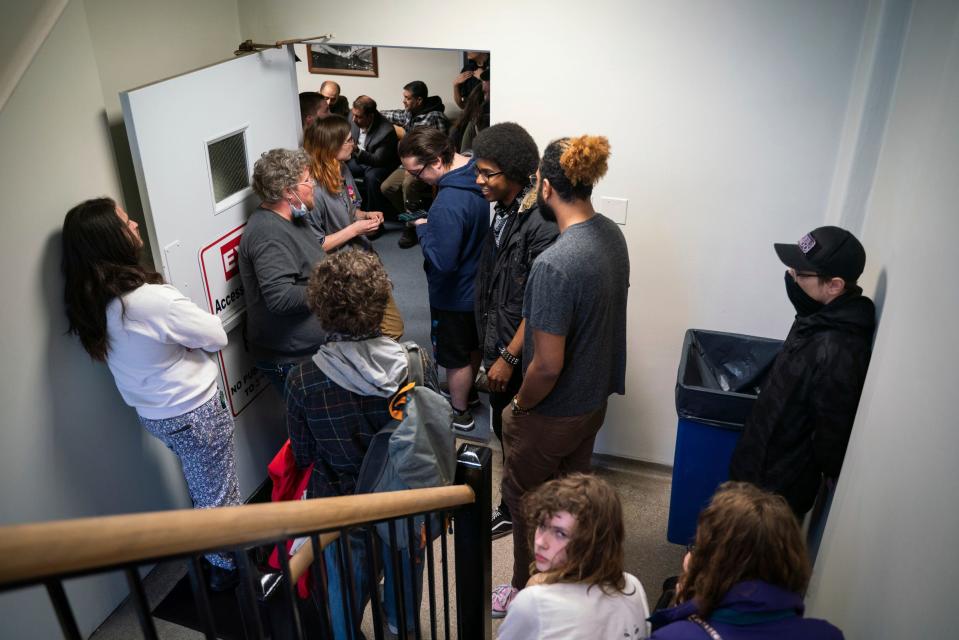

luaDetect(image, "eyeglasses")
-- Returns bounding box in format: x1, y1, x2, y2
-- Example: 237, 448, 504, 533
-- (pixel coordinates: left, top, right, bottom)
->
342, 136, 355, 147
409, 159, 435, 181
474, 168, 505, 183
320, 94, 337, 102
295, 178, 315, 189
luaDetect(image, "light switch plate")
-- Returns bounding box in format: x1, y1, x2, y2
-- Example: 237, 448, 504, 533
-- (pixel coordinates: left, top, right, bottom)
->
600, 196, 628, 225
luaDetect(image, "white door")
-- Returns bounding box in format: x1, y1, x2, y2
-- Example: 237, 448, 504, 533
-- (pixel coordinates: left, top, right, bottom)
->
120, 47, 301, 495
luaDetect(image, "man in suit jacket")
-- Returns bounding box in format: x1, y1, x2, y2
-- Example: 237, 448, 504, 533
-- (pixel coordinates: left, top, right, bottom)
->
347, 95, 401, 217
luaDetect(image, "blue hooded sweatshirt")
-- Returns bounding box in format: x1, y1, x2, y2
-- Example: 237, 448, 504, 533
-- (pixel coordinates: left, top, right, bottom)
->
415, 157, 489, 311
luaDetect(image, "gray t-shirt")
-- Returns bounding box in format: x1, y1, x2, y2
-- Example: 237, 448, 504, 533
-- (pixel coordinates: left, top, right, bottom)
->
237, 207, 326, 360
522, 214, 629, 417
308, 164, 372, 251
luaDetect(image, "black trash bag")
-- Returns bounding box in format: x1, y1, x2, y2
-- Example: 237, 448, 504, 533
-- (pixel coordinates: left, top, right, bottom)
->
675, 329, 783, 428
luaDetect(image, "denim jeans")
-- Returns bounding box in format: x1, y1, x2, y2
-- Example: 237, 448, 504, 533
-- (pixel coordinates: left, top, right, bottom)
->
323, 528, 425, 640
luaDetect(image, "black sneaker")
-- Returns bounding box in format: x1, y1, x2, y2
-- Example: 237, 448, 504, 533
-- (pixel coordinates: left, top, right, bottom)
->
440, 383, 480, 407
491, 506, 513, 540
452, 408, 475, 432
398, 226, 418, 248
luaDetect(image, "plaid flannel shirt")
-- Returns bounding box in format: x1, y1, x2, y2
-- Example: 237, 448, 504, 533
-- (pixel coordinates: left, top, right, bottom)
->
381, 108, 451, 136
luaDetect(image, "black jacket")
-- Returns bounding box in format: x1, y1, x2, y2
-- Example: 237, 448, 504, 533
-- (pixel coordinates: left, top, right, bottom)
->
349, 111, 400, 170
729, 289, 876, 514
474, 195, 558, 367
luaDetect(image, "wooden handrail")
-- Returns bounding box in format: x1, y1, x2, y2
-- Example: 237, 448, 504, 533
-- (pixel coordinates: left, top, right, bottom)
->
0, 486, 473, 588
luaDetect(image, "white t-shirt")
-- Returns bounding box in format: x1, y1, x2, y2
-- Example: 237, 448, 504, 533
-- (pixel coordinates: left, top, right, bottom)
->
497, 573, 650, 640
105, 284, 227, 419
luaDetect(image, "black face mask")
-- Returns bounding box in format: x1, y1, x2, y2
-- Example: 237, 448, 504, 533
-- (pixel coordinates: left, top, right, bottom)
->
784, 271, 824, 317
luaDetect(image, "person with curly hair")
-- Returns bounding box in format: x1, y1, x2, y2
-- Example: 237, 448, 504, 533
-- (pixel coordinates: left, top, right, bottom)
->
61, 197, 242, 591
284, 249, 437, 639
493, 135, 630, 617
649, 482, 843, 639
471, 122, 558, 541
237, 148, 327, 392
498, 473, 650, 639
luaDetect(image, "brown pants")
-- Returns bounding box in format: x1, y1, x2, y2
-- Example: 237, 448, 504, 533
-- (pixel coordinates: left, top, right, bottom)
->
380, 290, 404, 340
500, 402, 608, 589
380, 167, 433, 213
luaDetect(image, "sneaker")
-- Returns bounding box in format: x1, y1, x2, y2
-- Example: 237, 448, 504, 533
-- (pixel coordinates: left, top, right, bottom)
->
452, 408, 475, 432
491, 584, 518, 618
440, 383, 480, 407
398, 226, 418, 248
491, 506, 513, 540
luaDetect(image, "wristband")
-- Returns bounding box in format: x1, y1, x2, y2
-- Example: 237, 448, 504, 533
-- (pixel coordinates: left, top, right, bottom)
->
499, 346, 519, 367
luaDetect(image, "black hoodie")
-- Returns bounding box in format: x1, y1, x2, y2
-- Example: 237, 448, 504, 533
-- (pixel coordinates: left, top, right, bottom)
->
729, 288, 876, 515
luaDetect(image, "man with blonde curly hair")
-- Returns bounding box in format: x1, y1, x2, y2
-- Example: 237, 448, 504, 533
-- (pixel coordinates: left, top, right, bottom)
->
285, 249, 437, 638
492, 135, 630, 617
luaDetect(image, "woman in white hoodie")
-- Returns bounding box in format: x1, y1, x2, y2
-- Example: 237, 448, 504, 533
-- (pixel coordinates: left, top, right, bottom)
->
62, 197, 241, 590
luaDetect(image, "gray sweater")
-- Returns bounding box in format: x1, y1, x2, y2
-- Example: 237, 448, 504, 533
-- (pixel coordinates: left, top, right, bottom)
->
237, 207, 326, 359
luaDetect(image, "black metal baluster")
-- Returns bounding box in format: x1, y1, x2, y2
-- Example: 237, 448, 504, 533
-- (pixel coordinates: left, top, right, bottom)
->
234, 548, 266, 640
387, 519, 408, 638
364, 527, 385, 640
340, 530, 362, 640
330, 537, 354, 640
186, 556, 217, 640
310, 534, 334, 640
44, 580, 81, 640
276, 542, 306, 640
405, 517, 423, 640
453, 445, 493, 640
440, 511, 451, 640
424, 516, 438, 640
124, 567, 159, 640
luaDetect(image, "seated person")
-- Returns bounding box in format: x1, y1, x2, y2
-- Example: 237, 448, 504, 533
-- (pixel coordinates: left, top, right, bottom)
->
347, 95, 401, 217
497, 473, 651, 638
302, 114, 404, 339
299, 91, 330, 130
286, 250, 435, 639
237, 148, 326, 392
319, 80, 350, 118
649, 482, 844, 639
380, 80, 451, 248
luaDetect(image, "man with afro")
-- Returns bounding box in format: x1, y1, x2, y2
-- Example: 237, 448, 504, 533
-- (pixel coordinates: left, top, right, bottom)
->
471, 122, 558, 541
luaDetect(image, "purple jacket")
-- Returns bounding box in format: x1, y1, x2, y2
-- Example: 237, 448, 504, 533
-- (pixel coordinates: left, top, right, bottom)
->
649, 580, 843, 639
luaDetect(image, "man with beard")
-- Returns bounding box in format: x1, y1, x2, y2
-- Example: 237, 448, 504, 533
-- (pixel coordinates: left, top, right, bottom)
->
471, 122, 558, 540
729, 226, 875, 517
491, 135, 630, 618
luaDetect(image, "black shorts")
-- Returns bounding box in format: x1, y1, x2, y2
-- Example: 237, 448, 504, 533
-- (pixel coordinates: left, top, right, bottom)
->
430, 307, 479, 369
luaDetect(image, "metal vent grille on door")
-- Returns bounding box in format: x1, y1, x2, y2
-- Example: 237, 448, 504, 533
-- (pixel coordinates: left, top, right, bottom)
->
207, 132, 249, 203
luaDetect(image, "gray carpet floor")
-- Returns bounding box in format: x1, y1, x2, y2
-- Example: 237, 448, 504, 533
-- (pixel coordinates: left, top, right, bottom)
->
90, 223, 687, 638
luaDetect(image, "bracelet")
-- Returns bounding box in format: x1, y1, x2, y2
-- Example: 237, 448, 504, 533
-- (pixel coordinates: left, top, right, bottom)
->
499, 346, 519, 367
511, 395, 532, 415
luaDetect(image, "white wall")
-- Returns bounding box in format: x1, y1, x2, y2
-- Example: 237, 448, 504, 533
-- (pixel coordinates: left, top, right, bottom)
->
805, 1, 959, 636
241, 0, 870, 465
295, 43, 464, 118
0, 0, 241, 635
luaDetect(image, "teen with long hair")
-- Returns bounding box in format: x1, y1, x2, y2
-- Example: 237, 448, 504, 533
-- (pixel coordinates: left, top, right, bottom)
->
497, 473, 650, 639
61, 198, 241, 590
649, 482, 843, 639
303, 115, 405, 340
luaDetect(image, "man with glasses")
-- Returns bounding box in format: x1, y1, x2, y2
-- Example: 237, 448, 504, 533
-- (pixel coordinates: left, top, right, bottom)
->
729, 226, 876, 517
347, 95, 400, 217
319, 80, 349, 118
471, 123, 558, 539
398, 127, 488, 431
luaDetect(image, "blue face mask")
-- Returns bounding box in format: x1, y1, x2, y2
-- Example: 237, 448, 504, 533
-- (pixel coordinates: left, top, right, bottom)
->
289, 191, 309, 219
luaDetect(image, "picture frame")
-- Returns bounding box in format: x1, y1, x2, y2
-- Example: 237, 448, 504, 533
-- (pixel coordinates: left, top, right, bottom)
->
306, 44, 378, 77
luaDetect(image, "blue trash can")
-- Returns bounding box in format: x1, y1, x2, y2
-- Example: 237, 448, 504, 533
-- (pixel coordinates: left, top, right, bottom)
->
666, 329, 782, 545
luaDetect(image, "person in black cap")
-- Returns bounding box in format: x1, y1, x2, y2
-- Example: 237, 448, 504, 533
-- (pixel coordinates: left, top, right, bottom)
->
729, 225, 876, 517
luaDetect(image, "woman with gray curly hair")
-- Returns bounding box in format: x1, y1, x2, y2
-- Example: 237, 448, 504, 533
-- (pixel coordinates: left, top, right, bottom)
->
237, 148, 327, 392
